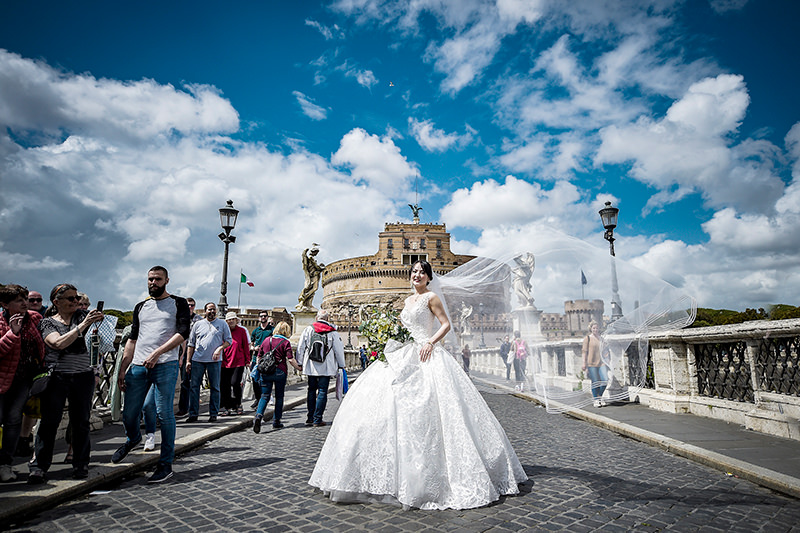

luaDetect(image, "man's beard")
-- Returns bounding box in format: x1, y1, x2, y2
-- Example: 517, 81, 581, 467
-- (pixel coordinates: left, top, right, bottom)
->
148, 285, 166, 298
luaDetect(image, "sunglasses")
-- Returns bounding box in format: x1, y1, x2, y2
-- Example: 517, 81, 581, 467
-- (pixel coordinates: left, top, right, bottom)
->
29, 297, 42, 302
58, 295, 81, 302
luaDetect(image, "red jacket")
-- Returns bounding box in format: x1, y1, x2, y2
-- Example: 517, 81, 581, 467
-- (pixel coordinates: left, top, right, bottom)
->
223, 325, 251, 368
0, 311, 45, 393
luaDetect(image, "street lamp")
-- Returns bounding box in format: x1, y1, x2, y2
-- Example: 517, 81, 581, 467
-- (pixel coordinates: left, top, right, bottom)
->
345, 304, 354, 349
218, 199, 239, 316
599, 201, 623, 320
479, 302, 486, 348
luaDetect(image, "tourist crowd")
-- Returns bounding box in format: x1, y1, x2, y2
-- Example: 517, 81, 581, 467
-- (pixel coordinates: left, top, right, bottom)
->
0, 267, 345, 485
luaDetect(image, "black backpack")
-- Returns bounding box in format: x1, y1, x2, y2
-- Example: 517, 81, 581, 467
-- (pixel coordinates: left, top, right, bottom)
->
257, 338, 279, 375
306, 330, 330, 363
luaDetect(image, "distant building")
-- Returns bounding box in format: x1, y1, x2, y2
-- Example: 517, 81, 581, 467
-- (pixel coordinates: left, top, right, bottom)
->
321, 221, 476, 318
319, 219, 606, 347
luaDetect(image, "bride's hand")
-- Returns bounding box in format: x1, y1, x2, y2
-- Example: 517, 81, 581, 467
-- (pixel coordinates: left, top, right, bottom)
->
419, 341, 433, 362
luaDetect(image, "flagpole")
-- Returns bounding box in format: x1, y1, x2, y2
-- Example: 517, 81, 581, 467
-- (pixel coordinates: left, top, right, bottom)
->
237, 268, 242, 310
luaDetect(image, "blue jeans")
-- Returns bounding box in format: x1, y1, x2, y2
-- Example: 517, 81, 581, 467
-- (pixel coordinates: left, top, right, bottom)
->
256, 369, 286, 424
189, 360, 221, 418
587, 365, 609, 399
143, 385, 157, 434
306, 375, 331, 424
122, 362, 178, 467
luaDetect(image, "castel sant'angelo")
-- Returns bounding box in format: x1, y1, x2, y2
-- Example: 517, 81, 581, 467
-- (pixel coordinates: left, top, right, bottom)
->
320, 210, 475, 319
319, 207, 604, 345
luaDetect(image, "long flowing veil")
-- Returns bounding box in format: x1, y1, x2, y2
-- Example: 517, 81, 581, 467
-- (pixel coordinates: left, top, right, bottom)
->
434, 225, 696, 413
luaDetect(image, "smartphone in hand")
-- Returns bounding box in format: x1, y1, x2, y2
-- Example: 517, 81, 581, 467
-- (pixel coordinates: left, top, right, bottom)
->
96, 301, 104, 312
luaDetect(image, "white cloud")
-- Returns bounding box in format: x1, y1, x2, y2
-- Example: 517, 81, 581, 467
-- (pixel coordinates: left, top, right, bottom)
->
292, 90, 328, 120
596, 74, 785, 214
336, 60, 378, 89
305, 19, 344, 40
0, 52, 406, 309
440, 175, 587, 231
408, 118, 471, 152
332, 128, 418, 196
0, 50, 238, 143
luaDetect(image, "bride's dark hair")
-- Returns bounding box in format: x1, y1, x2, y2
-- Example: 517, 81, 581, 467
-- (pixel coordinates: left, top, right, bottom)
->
410, 260, 433, 285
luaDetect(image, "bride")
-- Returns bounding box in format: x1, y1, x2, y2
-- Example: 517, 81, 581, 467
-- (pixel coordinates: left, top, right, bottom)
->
309, 260, 527, 510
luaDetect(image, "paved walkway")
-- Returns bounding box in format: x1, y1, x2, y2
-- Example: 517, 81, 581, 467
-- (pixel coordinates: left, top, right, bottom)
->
1, 370, 799, 531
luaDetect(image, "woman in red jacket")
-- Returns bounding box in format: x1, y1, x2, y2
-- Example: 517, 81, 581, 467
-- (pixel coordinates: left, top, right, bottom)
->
221, 312, 251, 416
0, 284, 46, 483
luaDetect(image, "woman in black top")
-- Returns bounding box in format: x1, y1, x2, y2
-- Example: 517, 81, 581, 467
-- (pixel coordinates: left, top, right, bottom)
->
28, 284, 103, 484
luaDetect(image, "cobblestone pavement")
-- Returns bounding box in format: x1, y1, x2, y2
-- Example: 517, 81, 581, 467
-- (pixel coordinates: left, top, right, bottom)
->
7, 384, 800, 533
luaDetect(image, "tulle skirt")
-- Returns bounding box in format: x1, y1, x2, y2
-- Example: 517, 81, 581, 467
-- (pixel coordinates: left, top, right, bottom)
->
308, 340, 528, 510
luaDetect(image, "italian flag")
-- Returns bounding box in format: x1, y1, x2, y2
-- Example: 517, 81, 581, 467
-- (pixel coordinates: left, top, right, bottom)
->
241, 273, 255, 287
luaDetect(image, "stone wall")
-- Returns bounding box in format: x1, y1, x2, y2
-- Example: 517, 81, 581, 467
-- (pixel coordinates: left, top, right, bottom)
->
468, 318, 800, 441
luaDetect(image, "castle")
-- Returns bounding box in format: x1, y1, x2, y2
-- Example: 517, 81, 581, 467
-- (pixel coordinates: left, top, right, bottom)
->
319, 217, 605, 346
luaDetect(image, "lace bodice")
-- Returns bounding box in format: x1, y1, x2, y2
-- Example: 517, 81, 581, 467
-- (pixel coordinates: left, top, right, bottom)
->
400, 292, 438, 343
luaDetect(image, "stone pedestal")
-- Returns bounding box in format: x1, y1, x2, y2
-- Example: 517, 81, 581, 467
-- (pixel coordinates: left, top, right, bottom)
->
460, 333, 474, 350
290, 310, 317, 348
512, 307, 544, 342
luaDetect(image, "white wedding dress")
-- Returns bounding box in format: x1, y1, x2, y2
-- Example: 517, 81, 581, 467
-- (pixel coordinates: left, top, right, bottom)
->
309, 292, 528, 510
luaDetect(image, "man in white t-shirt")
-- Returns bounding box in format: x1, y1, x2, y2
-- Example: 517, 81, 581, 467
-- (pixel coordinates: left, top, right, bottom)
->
112, 266, 191, 483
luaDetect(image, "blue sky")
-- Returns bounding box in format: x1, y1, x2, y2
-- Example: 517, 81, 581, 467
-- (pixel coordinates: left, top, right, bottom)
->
1, 0, 799, 312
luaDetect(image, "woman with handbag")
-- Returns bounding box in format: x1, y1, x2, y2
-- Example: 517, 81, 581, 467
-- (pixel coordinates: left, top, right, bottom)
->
28, 283, 103, 484
252, 321, 301, 433
0, 284, 46, 483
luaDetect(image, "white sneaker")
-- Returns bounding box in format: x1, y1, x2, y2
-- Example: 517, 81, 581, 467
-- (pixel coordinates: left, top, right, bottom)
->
0, 464, 17, 482
144, 433, 156, 451
593, 399, 602, 408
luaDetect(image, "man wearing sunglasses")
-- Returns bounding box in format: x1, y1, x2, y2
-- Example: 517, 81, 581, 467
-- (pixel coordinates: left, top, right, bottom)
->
27, 291, 47, 316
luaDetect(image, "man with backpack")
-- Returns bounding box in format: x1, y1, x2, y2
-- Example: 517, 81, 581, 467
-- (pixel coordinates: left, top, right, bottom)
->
295, 309, 345, 427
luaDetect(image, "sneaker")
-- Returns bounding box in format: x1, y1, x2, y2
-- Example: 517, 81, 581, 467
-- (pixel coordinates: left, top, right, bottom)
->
175, 410, 188, 418
72, 467, 89, 480
147, 465, 173, 484
207, 416, 218, 423
313, 421, 327, 427
183, 416, 198, 423
0, 465, 17, 482
600, 399, 608, 407
111, 438, 142, 464
27, 469, 46, 485
305, 419, 314, 427
593, 399, 602, 408
253, 415, 262, 434
144, 433, 156, 451
250, 400, 259, 409
273, 422, 284, 429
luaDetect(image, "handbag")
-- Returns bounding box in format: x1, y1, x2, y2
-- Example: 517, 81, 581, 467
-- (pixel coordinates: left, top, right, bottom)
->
29, 367, 53, 398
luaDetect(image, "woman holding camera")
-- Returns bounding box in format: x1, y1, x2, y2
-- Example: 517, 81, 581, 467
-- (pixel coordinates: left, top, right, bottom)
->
28, 284, 103, 484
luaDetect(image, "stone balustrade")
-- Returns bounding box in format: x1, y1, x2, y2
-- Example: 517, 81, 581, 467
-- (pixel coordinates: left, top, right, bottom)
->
468, 319, 800, 441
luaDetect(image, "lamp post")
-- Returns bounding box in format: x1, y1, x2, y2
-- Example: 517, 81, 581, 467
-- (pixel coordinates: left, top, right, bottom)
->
217, 199, 239, 316
479, 302, 486, 348
599, 201, 623, 321
345, 304, 354, 349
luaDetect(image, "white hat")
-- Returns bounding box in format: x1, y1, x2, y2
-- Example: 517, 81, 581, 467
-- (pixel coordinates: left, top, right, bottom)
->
224, 311, 238, 320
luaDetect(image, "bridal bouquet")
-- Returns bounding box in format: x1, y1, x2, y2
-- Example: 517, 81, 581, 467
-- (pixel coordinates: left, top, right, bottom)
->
359, 307, 411, 364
